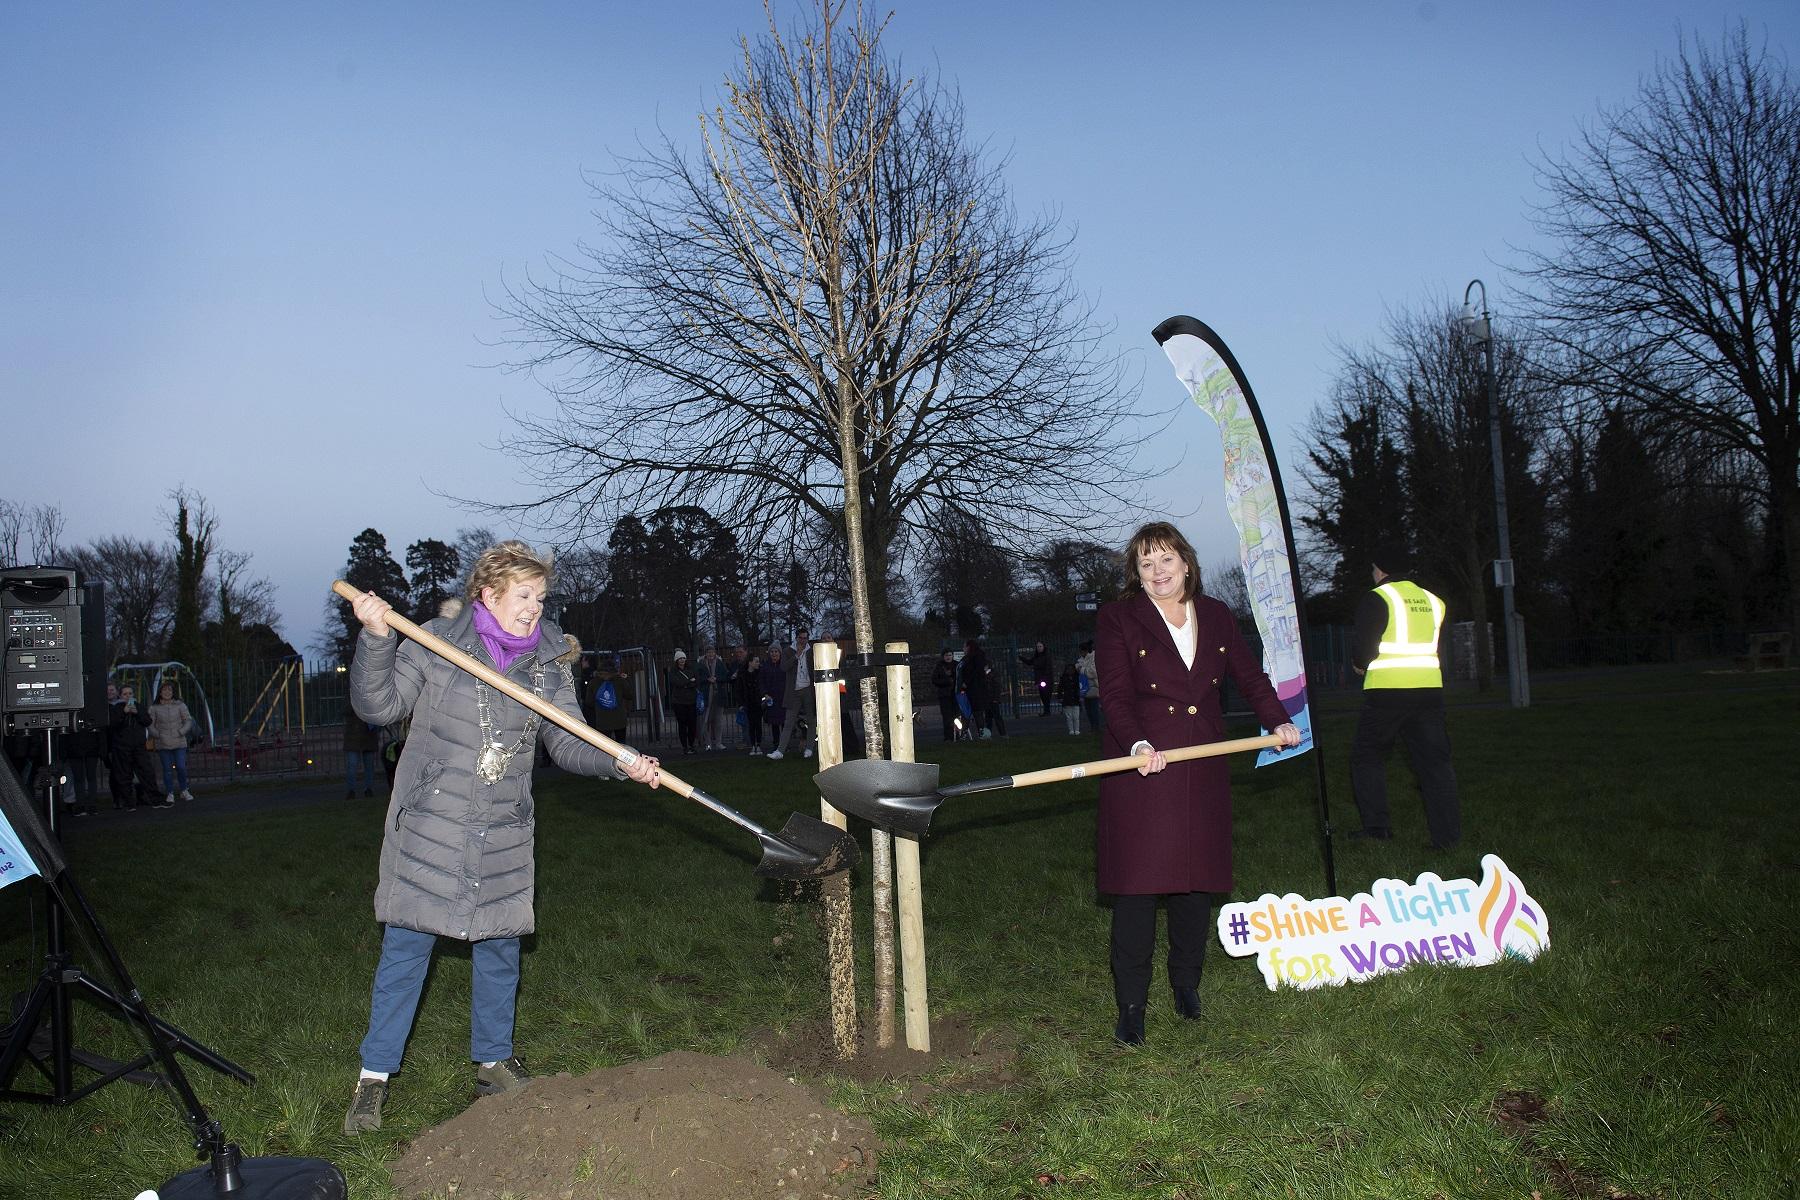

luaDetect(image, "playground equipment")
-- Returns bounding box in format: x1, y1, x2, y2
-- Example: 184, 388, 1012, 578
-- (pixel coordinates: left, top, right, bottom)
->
587, 646, 663, 742
239, 655, 306, 738
107, 662, 216, 744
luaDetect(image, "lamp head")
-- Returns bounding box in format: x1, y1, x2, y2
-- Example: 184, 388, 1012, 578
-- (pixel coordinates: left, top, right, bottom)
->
1456, 302, 1491, 344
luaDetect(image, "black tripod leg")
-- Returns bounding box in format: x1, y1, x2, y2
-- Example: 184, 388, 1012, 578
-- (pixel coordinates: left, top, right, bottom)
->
69, 970, 253, 1083
0, 964, 64, 1099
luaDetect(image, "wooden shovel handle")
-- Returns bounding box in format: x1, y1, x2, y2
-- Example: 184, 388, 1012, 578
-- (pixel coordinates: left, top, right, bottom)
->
1007, 733, 1286, 790
330, 580, 693, 800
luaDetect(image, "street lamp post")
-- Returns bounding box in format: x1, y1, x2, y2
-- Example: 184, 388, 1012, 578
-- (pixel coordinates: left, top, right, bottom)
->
1458, 279, 1529, 709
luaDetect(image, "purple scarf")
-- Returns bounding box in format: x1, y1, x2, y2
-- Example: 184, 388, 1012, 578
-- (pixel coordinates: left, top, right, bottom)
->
471, 601, 543, 673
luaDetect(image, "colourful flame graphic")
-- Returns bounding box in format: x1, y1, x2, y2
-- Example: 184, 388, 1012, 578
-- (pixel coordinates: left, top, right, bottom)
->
1478, 861, 1545, 957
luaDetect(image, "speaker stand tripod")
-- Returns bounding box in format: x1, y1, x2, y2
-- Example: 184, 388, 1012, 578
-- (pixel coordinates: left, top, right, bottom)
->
1, 731, 344, 1197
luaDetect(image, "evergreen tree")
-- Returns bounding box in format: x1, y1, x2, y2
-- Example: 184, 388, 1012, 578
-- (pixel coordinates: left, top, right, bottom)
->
1301, 386, 1409, 619
333, 529, 409, 663
166, 490, 216, 667
405, 538, 461, 622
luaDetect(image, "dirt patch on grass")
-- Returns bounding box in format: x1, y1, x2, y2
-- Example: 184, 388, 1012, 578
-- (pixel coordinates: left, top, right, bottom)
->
751, 1011, 1017, 1101
390, 1050, 878, 1200
1489, 1089, 1652, 1200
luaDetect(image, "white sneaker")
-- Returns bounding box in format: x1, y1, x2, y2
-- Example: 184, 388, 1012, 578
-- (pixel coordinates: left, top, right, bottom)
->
802, 747, 813, 759
767, 749, 784, 761
179, 789, 194, 801
164, 792, 177, 805
750, 747, 761, 756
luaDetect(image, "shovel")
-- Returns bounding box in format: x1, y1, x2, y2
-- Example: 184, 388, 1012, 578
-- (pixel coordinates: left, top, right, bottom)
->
814, 733, 1286, 838
331, 581, 857, 879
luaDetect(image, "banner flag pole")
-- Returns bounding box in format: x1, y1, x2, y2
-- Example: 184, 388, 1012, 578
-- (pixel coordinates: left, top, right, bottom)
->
1152, 315, 1337, 896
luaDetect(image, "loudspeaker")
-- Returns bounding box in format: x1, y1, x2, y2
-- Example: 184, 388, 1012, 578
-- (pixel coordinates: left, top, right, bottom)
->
2, 566, 105, 734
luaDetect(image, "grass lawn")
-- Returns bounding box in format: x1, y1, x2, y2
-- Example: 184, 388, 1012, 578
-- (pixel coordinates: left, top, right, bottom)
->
2, 666, 1796, 1198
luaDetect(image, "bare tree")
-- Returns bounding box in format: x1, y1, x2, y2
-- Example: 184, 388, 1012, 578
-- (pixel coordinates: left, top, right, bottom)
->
1523, 26, 1800, 633
0, 501, 67, 566
66, 536, 174, 659
492, 5, 1150, 615
26, 503, 65, 563
497, 0, 1153, 1055
0, 501, 21, 566
1308, 304, 1549, 688
1206, 557, 1252, 622
212, 548, 282, 662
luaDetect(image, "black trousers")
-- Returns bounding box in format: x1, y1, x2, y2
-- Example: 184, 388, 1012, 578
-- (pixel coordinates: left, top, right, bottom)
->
1109, 892, 1212, 1009
672, 703, 697, 750
1350, 691, 1460, 848
935, 696, 959, 741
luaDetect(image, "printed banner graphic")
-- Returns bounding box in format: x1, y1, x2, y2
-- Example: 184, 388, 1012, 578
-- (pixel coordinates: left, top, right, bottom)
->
0, 810, 44, 891
1155, 317, 1313, 766
1216, 854, 1550, 990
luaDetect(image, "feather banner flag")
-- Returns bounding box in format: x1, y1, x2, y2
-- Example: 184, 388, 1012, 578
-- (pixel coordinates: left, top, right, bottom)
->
1152, 316, 1314, 767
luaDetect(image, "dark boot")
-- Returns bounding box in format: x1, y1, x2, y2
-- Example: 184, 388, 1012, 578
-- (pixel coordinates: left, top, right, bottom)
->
1113, 1004, 1146, 1046
1172, 985, 1201, 1020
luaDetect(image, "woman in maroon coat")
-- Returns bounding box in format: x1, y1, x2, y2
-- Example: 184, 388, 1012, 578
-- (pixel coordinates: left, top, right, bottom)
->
1095, 522, 1300, 1045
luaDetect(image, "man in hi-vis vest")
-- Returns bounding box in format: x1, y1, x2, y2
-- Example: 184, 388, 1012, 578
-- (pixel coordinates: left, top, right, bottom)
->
1348, 547, 1461, 850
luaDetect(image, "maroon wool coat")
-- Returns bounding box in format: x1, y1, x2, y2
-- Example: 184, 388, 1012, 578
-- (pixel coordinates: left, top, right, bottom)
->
1094, 591, 1291, 896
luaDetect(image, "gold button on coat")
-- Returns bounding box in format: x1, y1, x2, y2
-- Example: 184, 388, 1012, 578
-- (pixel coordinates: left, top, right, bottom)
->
1187, 705, 1198, 714
1149, 682, 1157, 689
1138, 649, 1146, 657
1167, 705, 1175, 713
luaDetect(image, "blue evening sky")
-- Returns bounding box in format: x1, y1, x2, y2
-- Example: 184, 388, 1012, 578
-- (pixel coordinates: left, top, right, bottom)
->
5, 2, 1795, 653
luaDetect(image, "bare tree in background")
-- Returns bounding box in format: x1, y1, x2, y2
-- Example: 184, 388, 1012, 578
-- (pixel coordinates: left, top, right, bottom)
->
26, 503, 65, 563
0, 502, 21, 566
0, 501, 67, 566
1523, 26, 1800, 633
213, 548, 283, 662
67, 536, 173, 659
1207, 557, 1251, 622
1313, 304, 1549, 689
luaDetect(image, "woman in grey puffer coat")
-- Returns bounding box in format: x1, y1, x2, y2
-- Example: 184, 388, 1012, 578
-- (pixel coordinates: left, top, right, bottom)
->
341, 541, 661, 1134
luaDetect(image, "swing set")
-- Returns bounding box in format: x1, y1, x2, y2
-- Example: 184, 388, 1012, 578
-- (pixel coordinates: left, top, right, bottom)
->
107, 662, 216, 744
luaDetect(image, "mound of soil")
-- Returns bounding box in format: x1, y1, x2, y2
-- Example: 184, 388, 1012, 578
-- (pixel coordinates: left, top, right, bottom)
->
753, 1012, 1017, 1102
391, 1050, 878, 1200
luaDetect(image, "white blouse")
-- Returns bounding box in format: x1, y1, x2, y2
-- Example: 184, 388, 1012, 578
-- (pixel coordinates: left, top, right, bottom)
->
1159, 600, 1197, 669
1132, 600, 1197, 757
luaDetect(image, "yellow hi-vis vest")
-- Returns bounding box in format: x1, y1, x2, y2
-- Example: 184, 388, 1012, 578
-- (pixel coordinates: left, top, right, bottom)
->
1364, 581, 1444, 689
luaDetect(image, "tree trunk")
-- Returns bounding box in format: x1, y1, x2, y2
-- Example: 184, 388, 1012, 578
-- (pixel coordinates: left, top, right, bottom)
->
836, 373, 898, 1050
1779, 480, 1800, 637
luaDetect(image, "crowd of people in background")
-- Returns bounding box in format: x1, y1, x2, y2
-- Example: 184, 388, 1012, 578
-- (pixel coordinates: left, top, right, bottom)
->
1, 679, 205, 817
1, 631, 1104, 820
566, 632, 1107, 755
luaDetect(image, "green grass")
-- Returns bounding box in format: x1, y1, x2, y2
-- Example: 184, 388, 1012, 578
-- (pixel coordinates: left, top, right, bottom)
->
2, 667, 1796, 1198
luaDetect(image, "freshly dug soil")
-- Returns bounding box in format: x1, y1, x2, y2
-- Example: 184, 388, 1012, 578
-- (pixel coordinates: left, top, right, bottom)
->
391, 1050, 878, 1200
391, 1015, 1015, 1199
753, 1012, 1017, 1102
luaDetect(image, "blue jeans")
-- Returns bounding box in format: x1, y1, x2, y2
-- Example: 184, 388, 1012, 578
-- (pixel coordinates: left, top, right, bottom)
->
358, 925, 520, 1072
345, 750, 378, 793
156, 747, 188, 793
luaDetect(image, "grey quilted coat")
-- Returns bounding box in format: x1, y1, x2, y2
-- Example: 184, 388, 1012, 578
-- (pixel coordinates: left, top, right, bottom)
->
349, 606, 626, 941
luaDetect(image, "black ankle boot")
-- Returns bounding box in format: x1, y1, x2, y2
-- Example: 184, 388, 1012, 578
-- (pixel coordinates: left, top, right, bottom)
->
1172, 985, 1201, 1020
1113, 1003, 1146, 1046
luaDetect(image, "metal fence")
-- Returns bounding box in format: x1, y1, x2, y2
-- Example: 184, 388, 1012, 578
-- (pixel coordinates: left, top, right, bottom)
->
100, 619, 1772, 789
